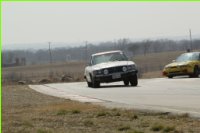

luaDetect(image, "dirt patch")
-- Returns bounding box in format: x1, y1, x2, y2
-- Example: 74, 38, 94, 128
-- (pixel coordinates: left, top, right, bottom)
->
3, 85, 200, 133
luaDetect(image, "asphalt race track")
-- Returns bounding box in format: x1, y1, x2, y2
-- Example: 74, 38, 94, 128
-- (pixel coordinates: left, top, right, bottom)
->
29, 77, 200, 118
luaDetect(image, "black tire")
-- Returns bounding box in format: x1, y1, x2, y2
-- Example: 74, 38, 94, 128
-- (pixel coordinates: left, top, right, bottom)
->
86, 76, 92, 87
190, 66, 199, 78
92, 80, 100, 88
90, 75, 100, 88
87, 81, 93, 87
168, 75, 173, 78
123, 80, 129, 86
129, 74, 138, 86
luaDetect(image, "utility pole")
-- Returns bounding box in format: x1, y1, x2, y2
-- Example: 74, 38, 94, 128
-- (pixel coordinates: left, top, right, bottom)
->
85, 41, 88, 63
189, 29, 193, 51
48, 42, 52, 64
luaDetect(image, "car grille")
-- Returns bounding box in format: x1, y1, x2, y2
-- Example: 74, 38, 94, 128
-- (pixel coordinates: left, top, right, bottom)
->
107, 66, 123, 73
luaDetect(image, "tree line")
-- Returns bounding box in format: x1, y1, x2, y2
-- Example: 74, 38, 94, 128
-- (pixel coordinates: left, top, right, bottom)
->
3, 39, 200, 66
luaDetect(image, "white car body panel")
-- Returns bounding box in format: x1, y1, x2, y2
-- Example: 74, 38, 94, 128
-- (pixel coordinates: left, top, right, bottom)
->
85, 61, 136, 82
92, 61, 135, 70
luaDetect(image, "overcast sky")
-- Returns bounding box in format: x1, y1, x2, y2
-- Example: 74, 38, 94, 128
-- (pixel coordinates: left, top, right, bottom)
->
2, 2, 200, 50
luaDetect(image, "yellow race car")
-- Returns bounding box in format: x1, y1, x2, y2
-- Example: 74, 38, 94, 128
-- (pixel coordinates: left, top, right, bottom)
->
163, 52, 200, 78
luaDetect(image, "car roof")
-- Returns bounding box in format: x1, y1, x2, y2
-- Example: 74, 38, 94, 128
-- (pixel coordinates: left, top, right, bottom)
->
92, 50, 123, 56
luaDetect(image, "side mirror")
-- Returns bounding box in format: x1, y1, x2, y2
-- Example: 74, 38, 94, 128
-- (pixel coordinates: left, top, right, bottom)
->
172, 60, 176, 63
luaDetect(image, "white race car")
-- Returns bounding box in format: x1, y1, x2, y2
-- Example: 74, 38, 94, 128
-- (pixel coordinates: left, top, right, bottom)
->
84, 50, 138, 88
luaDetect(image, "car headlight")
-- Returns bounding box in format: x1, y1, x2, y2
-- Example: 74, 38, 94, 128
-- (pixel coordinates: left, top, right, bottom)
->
103, 69, 109, 75
127, 65, 136, 70
122, 66, 127, 72
93, 70, 102, 75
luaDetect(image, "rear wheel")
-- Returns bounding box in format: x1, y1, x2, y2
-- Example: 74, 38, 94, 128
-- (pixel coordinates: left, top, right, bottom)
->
130, 74, 138, 86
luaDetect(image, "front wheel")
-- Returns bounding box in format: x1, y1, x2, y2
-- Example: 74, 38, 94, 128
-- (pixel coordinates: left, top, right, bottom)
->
129, 74, 138, 86
123, 80, 129, 86
168, 75, 173, 78
87, 81, 93, 87
86, 77, 92, 87
91, 75, 100, 88
92, 80, 100, 88
190, 66, 199, 78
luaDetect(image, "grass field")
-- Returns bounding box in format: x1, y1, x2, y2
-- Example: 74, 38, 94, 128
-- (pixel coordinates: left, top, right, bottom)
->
2, 50, 196, 84
3, 61, 86, 84
3, 85, 200, 133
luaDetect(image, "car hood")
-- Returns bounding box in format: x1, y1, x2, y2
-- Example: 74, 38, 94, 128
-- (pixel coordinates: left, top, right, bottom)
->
92, 61, 135, 70
165, 61, 191, 68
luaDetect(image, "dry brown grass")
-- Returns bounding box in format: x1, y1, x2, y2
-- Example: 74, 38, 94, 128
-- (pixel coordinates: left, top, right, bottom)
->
3, 85, 200, 133
3, 50, 200, 84
141, 71, 163, 79
2, 61, 86, 84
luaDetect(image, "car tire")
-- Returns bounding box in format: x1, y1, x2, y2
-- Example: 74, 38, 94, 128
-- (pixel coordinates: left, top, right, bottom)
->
87, 81, 93, 87
92, 80, 100, 88
168, 75, 173, 78
86, 76, 92, 87
123, 80, 129, 86
90, 75, 100, 88
190, 66, 199, 78
130, 74, 138, 86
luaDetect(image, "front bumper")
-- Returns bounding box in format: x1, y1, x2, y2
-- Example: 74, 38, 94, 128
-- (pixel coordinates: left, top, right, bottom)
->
163, 67, 193, 77
94, 70, 138, 83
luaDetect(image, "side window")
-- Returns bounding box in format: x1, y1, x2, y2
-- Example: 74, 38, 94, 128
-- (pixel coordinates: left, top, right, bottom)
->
199, 54, 200, 60
193, 53, 200, 61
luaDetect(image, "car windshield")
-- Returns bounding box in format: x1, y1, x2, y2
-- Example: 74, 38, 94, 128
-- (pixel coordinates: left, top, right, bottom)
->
176, 53, 199, 62
92, 52, 128, 65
